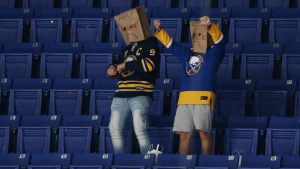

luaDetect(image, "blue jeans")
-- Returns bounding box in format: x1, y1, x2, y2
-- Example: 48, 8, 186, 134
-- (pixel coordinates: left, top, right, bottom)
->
109, 96, 151, 154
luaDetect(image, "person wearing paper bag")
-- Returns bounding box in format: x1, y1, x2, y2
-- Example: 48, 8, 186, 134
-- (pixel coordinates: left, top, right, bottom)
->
107, 7, 160, 154
154, 16, 225, 154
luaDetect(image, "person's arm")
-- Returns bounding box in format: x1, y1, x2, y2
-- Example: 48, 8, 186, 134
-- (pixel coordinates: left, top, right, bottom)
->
208, 23, 225, 64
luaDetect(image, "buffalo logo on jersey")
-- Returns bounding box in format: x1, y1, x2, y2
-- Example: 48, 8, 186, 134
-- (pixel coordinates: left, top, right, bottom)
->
121, 55, 137, 77
186, 55, 204, 76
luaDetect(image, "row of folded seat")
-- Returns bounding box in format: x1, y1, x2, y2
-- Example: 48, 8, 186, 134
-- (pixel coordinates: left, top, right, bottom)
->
1, 153, 299, 169
2, 116, 300, 155
3, 0, 300, 8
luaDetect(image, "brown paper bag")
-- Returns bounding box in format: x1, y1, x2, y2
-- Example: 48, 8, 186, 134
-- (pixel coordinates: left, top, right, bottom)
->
190, 20, 208, 54
114, 7, 152, 45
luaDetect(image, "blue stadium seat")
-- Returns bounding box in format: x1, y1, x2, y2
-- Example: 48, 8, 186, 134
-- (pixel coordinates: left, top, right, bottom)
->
72, 8, 112, 19
101, 0, 132, 8
219, 0, 251, 8
170, 90, 179, 116
147, 127, 174, 153
294, 91, 300, 117
155, 78, 174, 91
191, 8, 228, 20
33, 8, 72, 20
23, 0, 54, 8
196, 155, 239, 169
89, 90, 114, 115
140, 0, 171, 8
227, 116, 268, 129
258, 0, 289, 8
0, 79, 12, 93
229, 19, 262, 43
189, 129, 216, 154
217, 54, 234, 80
17, 127, 51, 153
52, 78, 92, 91
49, 89, 82, 115
8, 90, 42, 115
0, 115, 20, 128
61, 115, 101, 128
0, 9, 32, 20
0, 19, 23, 43
179, 0, 212, 8
217, 79, 255, 91
153, 154, 196, 169
40, 53, 73, 78
112, 154, 155, 169
31, 19, 63, 42
0, 153, 29, 169
62, 0, 93, 8
215, 91, 246, 117
240, 155, 281, 169
240, 54, 274, 79
266, 129, 300, 155
231, 8, 271, 19
269, 19, 300, 43
42, 43, 82, 57
150, 8, 190, 18
20, 115, 60, 127
269, 116, 300, 129
93, 79, 118, 90
3, 43, 42, 56
150, 91, 164, 116
82, 42, 122, 55
71, 18, 103, 43
99, 127, 133, 153
253, 91, 287, 116
281, 54, 300, 80
12, 78, 51, 91
58, 127, 92, 153
150, 18, 182, 42
0, 53, 32, 78
0, 127, 9, 153
28, 153, 71, 169
70, 153, 113, 169
223, 129, 258, 155
271, 8, 300, 18
255, 79, 296, 92
0, 0, 14, 8
281, 156, 300, 168
80, 53, 113, 78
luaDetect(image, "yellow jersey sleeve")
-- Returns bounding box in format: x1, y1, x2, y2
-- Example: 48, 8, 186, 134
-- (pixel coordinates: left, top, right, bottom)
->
155, 28, 173, 48
208, 23, 223, 44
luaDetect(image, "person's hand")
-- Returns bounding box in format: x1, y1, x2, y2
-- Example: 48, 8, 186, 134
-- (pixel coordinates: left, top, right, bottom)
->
117, 63, 125, 73
154, 19, 161, 31
199, 16, 211, 26
107, 65, 117, 77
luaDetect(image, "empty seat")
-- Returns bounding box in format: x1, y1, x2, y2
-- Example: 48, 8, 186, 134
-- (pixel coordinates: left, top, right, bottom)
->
20, 115, 60, 127
240, 155, 281, 169
240, 54, 274, 80
266, 129, 300, 155
148, 127, 174, 153
113, 154, 155, 169
191, 8, 228, 20
231, 8, 271, 19
269, 116, 300, 129
17, 127, 51, 153
271, 8, 300, 18
217, 54, 234, 80
40, 53, 73, 78
28, 153, 71, 169
8, 90, 42, 115
253, 91, 287, 116
58, 127, 92, 153
153, 154, 196, 169
0, 19, 23, 43
0, 153, 29, 169
99, 127, 133, 153
0, 9, 32, 20
217, 79, 255, 91
150, 91, 164, 116
179, 0, 212, 8
189, 129, 216, 154
42, 43, 82, 56
281, 156, 300, 168
12, 78, 52, 90
62, 0, 93, 8
196, 155, 239, 169
150, 18, 182, 42
140, 0, 171, 7
227, 116, 268, 129
52, 78, 92, 91
71, 18, 103, 43
3, 43, 42, 56
31, 19, 63, 42
0, 115, 20, 128
223, 129, 258, 155
89, 90, 115, 115
155, 78, 174, 91
82, 42, 122, 55
0, 0, 15, 8
61, 115, 101, 128
101, 0, 132, 8
219, 0, 251, 8
255, 79, 296, 92
80, 53, 113, 78
0, 53, 32, 78
72, 8, 113, 19
269, 19, 300, 43
23, 0, 54, 8
215, 91, 246, 117
93, 79, 118, 90
0, 127, 9, 153
229, 19, 262, 43
258, 0, 289, 8
33, 8, 72, 20
70, 153, 113, 169
49, 90, 82, 115
281, 54, 300, 80
150, 8, 190, 18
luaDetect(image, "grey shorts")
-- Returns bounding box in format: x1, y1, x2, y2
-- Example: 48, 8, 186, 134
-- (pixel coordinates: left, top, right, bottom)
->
173, 104, 213, 133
